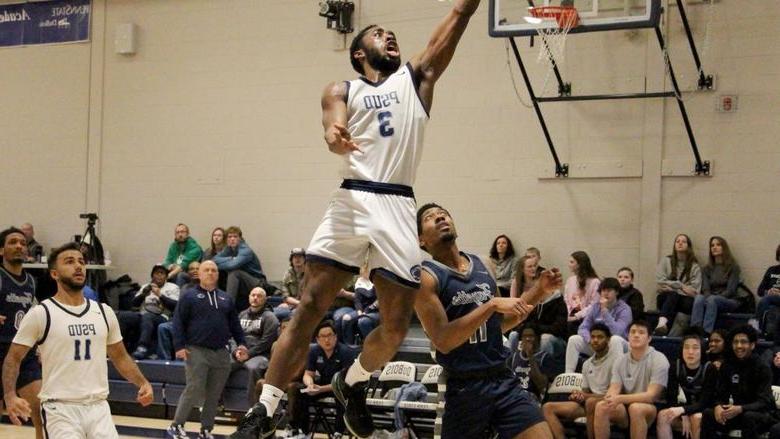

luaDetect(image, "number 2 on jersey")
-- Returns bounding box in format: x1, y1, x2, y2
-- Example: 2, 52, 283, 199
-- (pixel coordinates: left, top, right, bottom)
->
74, 339, 92, 361
378, 111, 394, 137
469, 322, 488, 344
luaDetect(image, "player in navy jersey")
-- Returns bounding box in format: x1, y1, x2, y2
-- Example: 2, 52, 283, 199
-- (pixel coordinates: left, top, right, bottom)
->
0, 227, 42, 439
414, 203, 561, 439
233, 2, 484, 438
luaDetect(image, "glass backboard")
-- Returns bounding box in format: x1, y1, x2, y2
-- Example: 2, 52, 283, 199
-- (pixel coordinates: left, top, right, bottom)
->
489, 0, 661, 37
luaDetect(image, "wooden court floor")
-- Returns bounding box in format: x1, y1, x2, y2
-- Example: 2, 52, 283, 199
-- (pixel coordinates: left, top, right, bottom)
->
0, 414, 236, 438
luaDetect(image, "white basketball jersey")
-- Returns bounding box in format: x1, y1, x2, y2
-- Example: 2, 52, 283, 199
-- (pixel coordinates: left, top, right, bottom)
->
341, 62, 429, 186
13, 298, 122, 403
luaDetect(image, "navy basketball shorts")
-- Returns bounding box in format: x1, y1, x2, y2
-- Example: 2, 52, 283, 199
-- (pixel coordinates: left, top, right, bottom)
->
0, 343, 41, 398
441, 374, 545, 439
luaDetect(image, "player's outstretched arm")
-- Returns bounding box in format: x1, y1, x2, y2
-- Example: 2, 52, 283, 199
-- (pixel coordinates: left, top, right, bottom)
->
2, 343, 33, 425
321, 81, 360, 155
409, 0, 481, 109
415, 270, 524, 353
107, 341, 153, 407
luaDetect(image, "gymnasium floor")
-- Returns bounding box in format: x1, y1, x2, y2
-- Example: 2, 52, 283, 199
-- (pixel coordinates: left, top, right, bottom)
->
0, 415, 235, 438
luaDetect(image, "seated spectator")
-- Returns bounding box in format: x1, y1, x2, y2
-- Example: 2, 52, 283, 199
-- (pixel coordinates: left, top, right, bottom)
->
181, 260, 201, 292
337, 271, 378, 345
655, 234, 701, 336
509, 324, 550, 401
289, 321, 357, 436
202, 227, 226, 261
706, 328, 727, 369
230, 287, 279, 406
489, 234, 518, 297
525, 246, 544, 271
543, 323, 620, 439
163, 223, 203, 286
281, 247, 306, 298
700, 325, 778, 437
594, 320, 669, 439
120, 264, 180, 359
213, 226, 268, 311
510, 255, 539, 298
616, 267, 645, 321
656, 329, 716, 439
691, 236, 742, 334
565, 278, 629, 373
755, 243, 780, 338
564, 251, 601, 336
509, 256, 567, 370
20, 222, 43, 262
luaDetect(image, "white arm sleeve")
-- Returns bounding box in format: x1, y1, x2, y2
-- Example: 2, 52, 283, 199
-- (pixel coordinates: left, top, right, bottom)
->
12, 305, 46, 347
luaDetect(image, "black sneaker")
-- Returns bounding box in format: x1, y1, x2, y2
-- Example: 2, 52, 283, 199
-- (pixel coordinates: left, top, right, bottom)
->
332, 371, 374, 438
653, 325, 669, 336
230, 403, 276, 439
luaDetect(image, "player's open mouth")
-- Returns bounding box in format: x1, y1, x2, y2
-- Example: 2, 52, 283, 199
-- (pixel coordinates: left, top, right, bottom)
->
386, 44, 399, 56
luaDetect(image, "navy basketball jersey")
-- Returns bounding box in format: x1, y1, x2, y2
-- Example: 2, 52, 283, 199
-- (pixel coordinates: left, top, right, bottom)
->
422, 253, 508, 373
0, 267, 36, 343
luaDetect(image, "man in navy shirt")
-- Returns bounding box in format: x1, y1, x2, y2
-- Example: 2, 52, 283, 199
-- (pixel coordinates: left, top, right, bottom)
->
0, 227, 42, 439
289, 320, 357, 436
168, 261, 248, 439
414, 203, 562, 439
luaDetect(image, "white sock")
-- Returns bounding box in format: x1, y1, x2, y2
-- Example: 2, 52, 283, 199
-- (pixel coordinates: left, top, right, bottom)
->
258, 384, 284, 417
657, 317, 668, 328
344, 355, 373, 386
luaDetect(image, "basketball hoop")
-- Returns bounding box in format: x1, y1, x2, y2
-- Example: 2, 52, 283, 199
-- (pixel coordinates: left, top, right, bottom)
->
525, 6, 579, 95
529, 6, 579, 29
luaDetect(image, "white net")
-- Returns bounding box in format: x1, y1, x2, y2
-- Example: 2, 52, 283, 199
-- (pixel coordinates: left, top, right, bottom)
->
532, 7, 578, 95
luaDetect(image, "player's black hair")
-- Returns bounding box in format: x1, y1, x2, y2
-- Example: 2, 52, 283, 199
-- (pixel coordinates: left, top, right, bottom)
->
48, 242, 82, 270
0, 227, 25, 247
598, 277, 621, 293
628, 319, 652, 334
590, 322, 612, 338
728, 324, 758, 344
350, 24, 378, 75
416, 202, 446, 236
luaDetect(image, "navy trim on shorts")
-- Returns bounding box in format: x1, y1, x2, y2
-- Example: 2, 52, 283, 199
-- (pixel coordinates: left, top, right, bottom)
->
343, 80, 350, 104
39, 303, 52, 345
371, 267, 421, 290
340, 179, 415, 198
306, 254, 360, 275
41, 405, 50, 439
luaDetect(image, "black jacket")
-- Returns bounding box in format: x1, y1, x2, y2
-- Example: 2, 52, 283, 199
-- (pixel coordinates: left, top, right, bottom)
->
707, 353, 776, 415
617, 285, 645, 321
521, 291, 567, 339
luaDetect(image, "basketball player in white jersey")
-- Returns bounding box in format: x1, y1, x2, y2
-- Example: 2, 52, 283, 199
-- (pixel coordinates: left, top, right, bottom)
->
2, 242, 153, 438
232, 1, 484, 438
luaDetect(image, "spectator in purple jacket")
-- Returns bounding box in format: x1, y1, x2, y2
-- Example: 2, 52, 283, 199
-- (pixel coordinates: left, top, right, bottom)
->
565, 278, 630, 373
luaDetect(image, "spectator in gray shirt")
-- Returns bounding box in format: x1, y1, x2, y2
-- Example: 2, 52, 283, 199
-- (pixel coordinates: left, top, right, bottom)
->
544, 323, 620, 439
594, 320, 669, 439
231, 287, 279, 405
655, 234, 702, 336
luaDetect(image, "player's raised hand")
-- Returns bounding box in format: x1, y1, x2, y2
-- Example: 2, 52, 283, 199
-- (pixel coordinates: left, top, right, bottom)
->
136, 382, 154, 407
4, 395, 31, 425
537, 267, 563, 294
326, 123, 362, 155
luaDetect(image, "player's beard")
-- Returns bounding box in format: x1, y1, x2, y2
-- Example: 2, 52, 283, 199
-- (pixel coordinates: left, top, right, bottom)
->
366, 48, 401, 75
60, 275, 85, 292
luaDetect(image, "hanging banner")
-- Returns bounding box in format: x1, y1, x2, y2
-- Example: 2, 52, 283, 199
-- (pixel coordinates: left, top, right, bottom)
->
0, 0, 90, 47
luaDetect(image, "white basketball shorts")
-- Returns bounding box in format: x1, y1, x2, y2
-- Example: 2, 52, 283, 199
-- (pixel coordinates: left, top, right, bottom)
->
41, 399, 118, 438
307, 180, 422, 289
